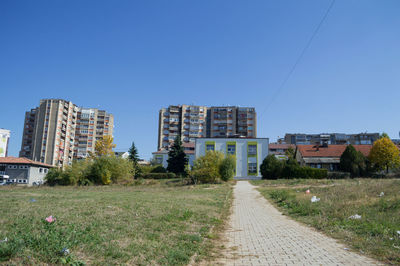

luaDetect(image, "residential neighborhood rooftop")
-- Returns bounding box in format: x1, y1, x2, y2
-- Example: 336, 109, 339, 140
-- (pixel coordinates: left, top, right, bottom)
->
0, 157, 54, 168
296, 144, 372, 158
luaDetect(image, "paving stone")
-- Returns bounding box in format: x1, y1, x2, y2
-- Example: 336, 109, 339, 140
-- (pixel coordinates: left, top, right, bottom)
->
215, 181, 381, 266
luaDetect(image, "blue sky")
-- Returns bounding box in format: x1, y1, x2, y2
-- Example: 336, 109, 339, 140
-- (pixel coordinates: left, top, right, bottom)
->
1, 0, 400, 159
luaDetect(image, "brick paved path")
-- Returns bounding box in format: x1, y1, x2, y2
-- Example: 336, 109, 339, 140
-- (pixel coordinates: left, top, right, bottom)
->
217, 181, 380, 265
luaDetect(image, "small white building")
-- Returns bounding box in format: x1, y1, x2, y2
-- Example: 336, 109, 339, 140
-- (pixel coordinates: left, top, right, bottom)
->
152, 142, 195, 169
0, 157, 54, 186
195, 138, 269, 179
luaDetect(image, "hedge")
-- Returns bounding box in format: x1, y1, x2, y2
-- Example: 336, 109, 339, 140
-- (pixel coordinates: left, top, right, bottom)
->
141, 173, 176, 179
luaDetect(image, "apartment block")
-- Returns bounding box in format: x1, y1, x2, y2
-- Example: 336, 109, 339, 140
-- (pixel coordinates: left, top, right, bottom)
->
158, 105, 207, 150
0, 129, 11, 157
74, 108, 114, 160
284, 133, 380, 145
210, 106, 256, 138
19, 99, 78, 167
157, 105, 256, 150
20, 99, 114, 167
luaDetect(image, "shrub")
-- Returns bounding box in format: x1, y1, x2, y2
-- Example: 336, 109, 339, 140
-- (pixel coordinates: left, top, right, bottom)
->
219, 155, 236, 181
260, 155, 328, 179
88, 156, 134, 184
151, 165, 167, 173
191, 151, 224, 183
141, 173, 176, 179
44, 156, 134, 186
260, 155, 283, 179
45, 168, 71, 186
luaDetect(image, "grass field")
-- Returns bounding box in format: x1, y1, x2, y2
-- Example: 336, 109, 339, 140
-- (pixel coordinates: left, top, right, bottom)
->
0, 179, 233, 265
252, 178, 400, 264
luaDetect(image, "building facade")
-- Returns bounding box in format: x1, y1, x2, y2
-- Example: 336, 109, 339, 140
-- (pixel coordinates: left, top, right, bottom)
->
152, 142, 195, 169
74, 108, 114, 160
157, 105, 256, 150
195, 138, 268, 179
20, 99, 114, 167
284, 133, 379, 145
0, 157, 53, 186
158, 105, 207, 150
0, 129, 10, 157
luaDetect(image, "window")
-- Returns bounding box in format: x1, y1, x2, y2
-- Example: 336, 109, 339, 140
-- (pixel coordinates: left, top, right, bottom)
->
39, 168, 43, 173
206, 144, 214, 151
44, 168, 48, 173
248, 163, 257, 174
227, 145, 236, 155
248, 145, 257, 155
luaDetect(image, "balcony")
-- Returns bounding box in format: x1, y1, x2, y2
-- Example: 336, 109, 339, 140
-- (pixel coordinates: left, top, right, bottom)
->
169, 127, 179, 131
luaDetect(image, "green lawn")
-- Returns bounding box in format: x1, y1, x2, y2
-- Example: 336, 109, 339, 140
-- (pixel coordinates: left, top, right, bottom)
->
0, 179, 232, 265
252, 178, 400, 265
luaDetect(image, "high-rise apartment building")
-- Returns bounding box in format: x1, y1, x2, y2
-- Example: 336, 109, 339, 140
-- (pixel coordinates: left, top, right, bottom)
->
210, 106, 256, 138
74, 108, 114, 159
158, 105, 207, 150
0, 129, 11, 157
20, 99, 78, 167
20, 99, 114, 167
157, 105, 256, 150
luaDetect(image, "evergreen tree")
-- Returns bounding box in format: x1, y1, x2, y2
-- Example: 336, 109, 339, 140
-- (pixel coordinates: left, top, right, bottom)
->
167, 136, 188, 175
128, 141, 141, 177
339, 145, 366, 177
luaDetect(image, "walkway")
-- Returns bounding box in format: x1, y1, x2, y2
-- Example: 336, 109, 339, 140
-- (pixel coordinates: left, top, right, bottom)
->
217, 181, 379, 265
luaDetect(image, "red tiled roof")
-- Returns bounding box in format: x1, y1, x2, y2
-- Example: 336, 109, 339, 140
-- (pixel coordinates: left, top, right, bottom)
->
0, 157, 54, 168
297, 145, 372, 158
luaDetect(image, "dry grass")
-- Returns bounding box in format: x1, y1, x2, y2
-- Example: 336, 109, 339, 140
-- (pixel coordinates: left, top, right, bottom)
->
0, 180, 233, 265
253, 178, 400, 265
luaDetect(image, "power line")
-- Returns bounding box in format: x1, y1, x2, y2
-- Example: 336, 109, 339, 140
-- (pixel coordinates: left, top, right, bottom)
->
259, 0, 336, 119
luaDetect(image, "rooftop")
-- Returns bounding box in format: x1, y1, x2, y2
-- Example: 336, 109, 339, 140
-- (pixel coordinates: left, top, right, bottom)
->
297, 145, 372, 158
0, 157, 54, 168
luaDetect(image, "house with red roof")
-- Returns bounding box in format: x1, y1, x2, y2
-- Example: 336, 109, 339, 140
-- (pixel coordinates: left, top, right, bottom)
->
295, 144, 372, 171
0, 157, 54, 186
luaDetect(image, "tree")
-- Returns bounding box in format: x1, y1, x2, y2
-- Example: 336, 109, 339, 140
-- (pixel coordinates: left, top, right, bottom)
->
191, 151, 224, 183
94, 135, 116, 157
260, 154, 283, 179
369, 137, 400, 173
285, 146, 295, 159
339, 145, 367, 177
219, 155, 236, 181
380, 132, 390, 139
167, 136, 188, 175
128, 141, 141, 177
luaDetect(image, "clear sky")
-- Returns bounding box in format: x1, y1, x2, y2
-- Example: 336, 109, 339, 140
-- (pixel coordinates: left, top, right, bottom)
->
1, 0, 400, 160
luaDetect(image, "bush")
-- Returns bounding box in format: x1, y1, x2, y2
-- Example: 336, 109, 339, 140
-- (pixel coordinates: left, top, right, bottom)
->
260, 155, 328, 179
191, 151, 224, 184
260, 155, 283, 179
219, 155, 236, 181
150, 165, 167, 173
44, 156, 134, 186
141, 173, 176, 179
